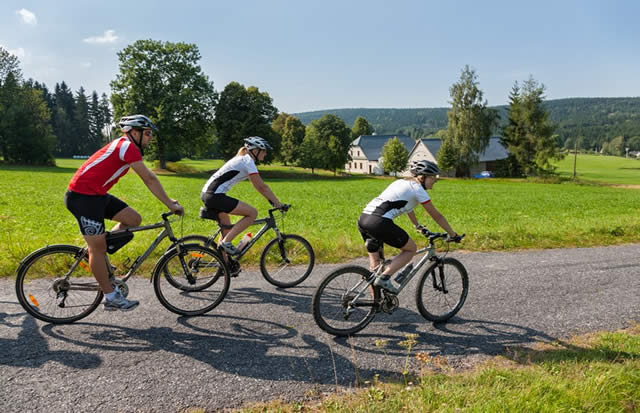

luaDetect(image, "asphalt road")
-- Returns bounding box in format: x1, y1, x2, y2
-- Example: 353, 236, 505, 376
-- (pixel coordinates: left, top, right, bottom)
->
1, 244, 639, 412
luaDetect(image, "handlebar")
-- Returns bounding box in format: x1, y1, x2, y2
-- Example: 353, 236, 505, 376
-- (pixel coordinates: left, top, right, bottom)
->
419, 228, 465, 243
161, 211, 175, 221
268, 203, 291, 213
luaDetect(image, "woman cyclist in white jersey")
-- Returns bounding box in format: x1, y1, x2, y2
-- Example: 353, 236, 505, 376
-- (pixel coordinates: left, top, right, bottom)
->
358, 159, 460, 294
201, 136, 282, 255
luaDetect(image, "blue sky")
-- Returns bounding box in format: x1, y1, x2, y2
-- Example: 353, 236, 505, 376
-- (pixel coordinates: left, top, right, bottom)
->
1, 1, 638, 113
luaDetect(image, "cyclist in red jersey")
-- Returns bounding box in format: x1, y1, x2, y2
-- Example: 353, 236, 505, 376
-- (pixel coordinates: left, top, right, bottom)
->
65, 115, 184, 311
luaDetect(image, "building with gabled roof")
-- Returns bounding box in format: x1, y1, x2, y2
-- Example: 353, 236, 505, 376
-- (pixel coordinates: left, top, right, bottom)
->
404, 136, 509, 176
346, 134, 416, 175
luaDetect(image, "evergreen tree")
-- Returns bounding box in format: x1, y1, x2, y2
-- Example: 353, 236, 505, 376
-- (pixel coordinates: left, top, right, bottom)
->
73, 87, 90, 155
53, 82, 76, 156
99, 93, 112, 141
380, 136, 409, 175
88, 91, 103, 152
502, 77, 562, 175
444, 65, 499, 177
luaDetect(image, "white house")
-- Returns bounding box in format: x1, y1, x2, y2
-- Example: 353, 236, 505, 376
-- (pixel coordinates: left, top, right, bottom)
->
403, 136, 509, 176
346, 135, 416, 175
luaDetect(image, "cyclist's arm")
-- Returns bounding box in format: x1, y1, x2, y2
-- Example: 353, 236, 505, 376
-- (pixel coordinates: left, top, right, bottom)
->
130, 161, 183, 214
248, 173, 281, 208
421, 201, 456, 237
406, 211, 420, 228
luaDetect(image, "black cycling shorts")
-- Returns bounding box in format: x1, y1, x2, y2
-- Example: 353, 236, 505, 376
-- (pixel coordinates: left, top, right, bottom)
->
357, 213, 409, 249
201, 192, 240, 214
65, 190, 128, 236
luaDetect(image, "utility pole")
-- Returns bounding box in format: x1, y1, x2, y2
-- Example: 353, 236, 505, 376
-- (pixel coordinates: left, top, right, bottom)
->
573, 139, 578, 179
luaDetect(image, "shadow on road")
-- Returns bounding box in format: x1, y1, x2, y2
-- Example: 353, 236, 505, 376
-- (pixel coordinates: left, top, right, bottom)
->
0, 308, 101, 369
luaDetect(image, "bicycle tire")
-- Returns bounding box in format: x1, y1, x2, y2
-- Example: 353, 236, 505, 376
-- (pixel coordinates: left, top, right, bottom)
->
15, 244, 103, 324
165, 235, 213, 252
312, 265, 379, 336
260, 234, 315, 288
415, 257, 468, 322
153, 244, 230, 316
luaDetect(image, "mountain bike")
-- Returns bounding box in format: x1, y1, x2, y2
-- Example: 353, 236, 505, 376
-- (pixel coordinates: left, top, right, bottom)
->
15, 212, 230, 324
173, 204, 315, 288
312, 230, 468, 336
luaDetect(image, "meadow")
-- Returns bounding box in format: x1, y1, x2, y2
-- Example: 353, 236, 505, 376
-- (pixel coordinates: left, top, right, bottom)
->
554, 153, 640, 185
1, 157, 640, 277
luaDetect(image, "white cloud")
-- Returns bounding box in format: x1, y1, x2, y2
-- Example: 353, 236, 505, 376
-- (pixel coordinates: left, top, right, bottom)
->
81, 62, 92, 68
16, 9, 37, 25
8, 47, 26, 59
83, 30, 119, 45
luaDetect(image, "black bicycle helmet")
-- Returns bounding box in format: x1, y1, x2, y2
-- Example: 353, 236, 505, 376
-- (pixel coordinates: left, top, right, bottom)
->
409, 159, 441, 177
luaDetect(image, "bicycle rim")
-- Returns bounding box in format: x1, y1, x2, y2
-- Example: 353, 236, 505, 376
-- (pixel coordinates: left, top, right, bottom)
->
312, 265, 378, 336
260, 234, 315, 288
416, 257, 468, 322
153, 244, 230, 316
15, 245, 103, 324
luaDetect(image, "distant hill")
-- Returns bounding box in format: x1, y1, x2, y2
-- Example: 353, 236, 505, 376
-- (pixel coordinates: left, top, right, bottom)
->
293, 97, 640, 147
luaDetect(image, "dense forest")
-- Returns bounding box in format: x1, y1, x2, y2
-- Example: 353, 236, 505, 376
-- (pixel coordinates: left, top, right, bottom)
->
294, 97, 640, 151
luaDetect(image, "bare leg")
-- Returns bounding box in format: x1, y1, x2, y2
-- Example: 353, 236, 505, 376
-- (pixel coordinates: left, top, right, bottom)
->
111, 207, 142, 231
220, 201, 257, 243
84, 234, 112, 293
381, 238, 417, 277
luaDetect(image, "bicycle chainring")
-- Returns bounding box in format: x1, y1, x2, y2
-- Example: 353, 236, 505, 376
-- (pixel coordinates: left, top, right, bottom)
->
381, 292, 399, 314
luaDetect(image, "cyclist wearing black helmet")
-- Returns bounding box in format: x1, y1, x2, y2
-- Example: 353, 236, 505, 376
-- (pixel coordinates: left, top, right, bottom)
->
201, 136, 282, 256
65, 114, 184, 311
357, 159, 459, 294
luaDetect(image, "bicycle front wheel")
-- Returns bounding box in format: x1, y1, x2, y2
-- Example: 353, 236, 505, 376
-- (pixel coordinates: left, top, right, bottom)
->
415, 257, 469, 322
153, 244, 230, 316
15, 245, 103, 324
260, 234, 315, 288
312, 265, 379, 337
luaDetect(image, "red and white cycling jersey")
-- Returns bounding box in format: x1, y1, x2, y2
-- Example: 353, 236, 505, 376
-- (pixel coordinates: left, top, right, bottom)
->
68, 137, 142, 195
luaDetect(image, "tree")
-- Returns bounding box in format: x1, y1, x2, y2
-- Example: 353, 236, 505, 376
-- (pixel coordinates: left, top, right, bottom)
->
380, 137, 409, 175
214, 81, 278, 160
443, 65, 499, 177
351, 116, 374, 139
502, 77, 562, 175
52, 82, 76, 156
436, 133, 458, 173
300, 114, 351, 174
0, 47, 21, 84
110, 39, 217, 168
0, 77, 55, 164
272, 113, 305, 165
73, 87, 90, 155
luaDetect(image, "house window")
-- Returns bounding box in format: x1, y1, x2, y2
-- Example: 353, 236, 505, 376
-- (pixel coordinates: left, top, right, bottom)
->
360, 162, 363, 169
369, 165, 372, 174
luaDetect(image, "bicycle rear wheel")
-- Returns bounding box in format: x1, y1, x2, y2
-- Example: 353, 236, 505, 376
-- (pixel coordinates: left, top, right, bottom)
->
312, 265, 379, 336
153, 244, 230, 316
15, 245, 102, 324
415, 257, 468, 322
260, 234, 315, 288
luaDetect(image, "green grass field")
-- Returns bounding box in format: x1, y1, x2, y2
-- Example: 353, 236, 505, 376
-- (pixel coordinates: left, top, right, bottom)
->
1, 158, 640, 277
554, 153, 640, 185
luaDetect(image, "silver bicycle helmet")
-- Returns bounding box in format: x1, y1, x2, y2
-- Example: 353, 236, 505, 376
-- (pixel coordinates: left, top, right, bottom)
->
409, 159, 441, 177
118, 115, 158, 132
244, 136, 273, 151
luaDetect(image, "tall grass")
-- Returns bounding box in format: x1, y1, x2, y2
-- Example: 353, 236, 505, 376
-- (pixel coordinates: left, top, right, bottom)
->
2, 159, 640, 276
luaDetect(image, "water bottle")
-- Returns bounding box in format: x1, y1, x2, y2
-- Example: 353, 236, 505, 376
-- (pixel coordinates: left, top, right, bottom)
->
394, 264, 413, 284
236, 232, 253, 251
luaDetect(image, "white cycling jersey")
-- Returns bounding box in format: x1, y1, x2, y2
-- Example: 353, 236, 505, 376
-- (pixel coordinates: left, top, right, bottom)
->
362, 179, 431, 219
201, 154, 259, 195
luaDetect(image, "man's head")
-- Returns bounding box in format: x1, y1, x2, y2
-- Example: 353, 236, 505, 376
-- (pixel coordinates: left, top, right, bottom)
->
119, 115, 158, 148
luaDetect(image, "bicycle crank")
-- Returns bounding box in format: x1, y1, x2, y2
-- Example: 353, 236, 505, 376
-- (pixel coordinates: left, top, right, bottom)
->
381, 292, 399, 314
111, 278, 129, 298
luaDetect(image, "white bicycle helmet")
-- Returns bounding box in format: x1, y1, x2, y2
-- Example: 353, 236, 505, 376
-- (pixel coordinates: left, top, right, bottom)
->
118, 115, 158, 132
409, 159, 441, 177
244, 136, 272, 151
